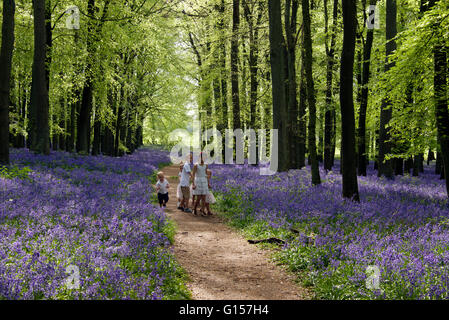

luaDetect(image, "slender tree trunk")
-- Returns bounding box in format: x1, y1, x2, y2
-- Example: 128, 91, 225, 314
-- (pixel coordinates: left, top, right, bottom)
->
357, 0, 377, 176
434, 41, 449, 196
0, 0, 15, 165
268, 0, 289, 172
297, 39, 307, 168
45, 0, 52, 92
30, 0, 50, 155
114, 87, 124, 157
92, 107, 101, 155
217, 0, 228, 159
231, 0, 241, 130
76, 0, 95, 154
413, 154, 422, 176
323, 0, 338, 171
58, 98, 66, 151
302, 0, 320, 184
436, 151, 442, 175
378, 0, 397, 178
243, 0, 263, 165
340, 0, 359, 200
285, 0, 299, 168
76, 0, 110, 154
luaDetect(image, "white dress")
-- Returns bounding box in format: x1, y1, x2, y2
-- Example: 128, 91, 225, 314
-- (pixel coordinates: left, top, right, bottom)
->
193, 164, 209, 195
176, 172, 182, 199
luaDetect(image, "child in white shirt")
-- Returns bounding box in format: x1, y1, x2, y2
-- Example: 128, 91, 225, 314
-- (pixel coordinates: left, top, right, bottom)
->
155, 171, 170, 208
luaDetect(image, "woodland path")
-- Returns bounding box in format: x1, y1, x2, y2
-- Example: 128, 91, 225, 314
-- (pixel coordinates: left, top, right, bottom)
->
162, 164, 311, 300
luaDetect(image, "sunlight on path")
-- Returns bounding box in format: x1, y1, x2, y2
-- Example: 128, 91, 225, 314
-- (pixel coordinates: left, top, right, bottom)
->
162, 164, 311, 300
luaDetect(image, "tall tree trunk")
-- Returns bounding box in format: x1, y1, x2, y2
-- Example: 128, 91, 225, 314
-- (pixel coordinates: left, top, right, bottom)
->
434, 41, 449, 196
412, 154, 420, 176
30, 0, 50, 155
76, 0, 110, 154
268, 0, 289, 172
0, 0, 15, 165
114, 87, 124, 157
297, 37, 307, 168
217, 0, 228, 159
58, 98, 66, 152
436, 150, 442, 175
67, 30, 80, 152
340, 0, 359, 200
378, 0, 397, 178
45, 0, 52, 92
357, 0, 377, 176
302, 0, 320, 184
102, 87, 115, 156
76, 0, 95, 154
231, 0, 241, 130
285, 0, 299, 168
323, 0, 338, 171
92, 106, 101, 155
243, 0, 263, 165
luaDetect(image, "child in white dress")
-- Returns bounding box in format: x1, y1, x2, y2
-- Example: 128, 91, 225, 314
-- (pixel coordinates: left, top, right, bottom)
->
204, 169, 216, 216
192, 152, 209, 216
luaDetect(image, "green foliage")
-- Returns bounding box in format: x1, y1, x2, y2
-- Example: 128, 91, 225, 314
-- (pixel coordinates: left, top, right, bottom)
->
0, 165, 32, 181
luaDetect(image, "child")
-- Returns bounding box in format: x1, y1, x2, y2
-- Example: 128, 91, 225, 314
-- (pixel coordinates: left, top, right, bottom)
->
177, 163, 183, 209
179, 153, 193, 213
192, 152, 209, 216
204, 169, 216, 216
155, 171, 170, 208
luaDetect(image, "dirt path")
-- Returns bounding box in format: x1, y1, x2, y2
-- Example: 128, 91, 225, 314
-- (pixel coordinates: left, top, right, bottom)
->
162, 164, 311, 300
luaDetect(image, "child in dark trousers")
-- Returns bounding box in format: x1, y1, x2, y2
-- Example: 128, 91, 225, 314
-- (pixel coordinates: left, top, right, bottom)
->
155, 171, 170, 207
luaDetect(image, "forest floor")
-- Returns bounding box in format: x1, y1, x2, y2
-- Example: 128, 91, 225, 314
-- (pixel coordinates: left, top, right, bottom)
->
162, 164, 311, 300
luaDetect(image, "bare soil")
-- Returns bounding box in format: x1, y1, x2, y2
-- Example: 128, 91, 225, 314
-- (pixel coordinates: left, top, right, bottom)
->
162, 164, 311, 300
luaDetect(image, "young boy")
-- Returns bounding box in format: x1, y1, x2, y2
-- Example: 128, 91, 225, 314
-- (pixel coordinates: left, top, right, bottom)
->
155, 171, 170, 208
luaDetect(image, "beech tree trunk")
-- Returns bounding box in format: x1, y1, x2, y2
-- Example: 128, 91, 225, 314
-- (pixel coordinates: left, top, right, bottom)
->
302, 0, 320, 184
285, 0, 299, 168
268, 0, 289, 172
297, 38, 307, 168
357, 0, 377, 176
434, 41, 449, 196
231, 0, 241, 130
30, 0, 50, 155
0, 0, 15, 165
340, 0, 359, 200
323, 0, 338, 171
77, 0, 110, 154
378, 0, 397, 178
